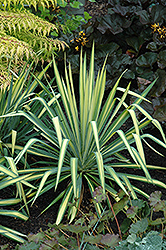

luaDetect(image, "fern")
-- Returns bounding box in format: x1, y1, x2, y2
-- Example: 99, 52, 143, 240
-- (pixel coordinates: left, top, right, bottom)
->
0, 10, 68, 55
16, 31, 67, 61
0, 10, 59, 36
0, 0, 68, 85
0, 63, 12, 87
0, 0, 57, 11
0, 32, 35, 62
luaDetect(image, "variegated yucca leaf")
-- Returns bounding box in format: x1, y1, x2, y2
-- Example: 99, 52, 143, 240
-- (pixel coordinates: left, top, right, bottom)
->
0, 61, 52, 152
1, 44, 166, 226
0, 225, 27, 243
0, 62, 55, 241
0, 198, 28, 243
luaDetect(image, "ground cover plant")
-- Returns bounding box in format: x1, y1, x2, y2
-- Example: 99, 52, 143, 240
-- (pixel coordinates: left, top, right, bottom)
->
4, 188, 166, 249
1, 45, 166, 239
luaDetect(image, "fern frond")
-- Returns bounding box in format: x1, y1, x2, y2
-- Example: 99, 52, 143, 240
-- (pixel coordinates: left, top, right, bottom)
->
0, 63, 12, 87
0, 10, 58, 36
17, 31, 68, 61
0, 32, 35, 63
0, 0, 57, 11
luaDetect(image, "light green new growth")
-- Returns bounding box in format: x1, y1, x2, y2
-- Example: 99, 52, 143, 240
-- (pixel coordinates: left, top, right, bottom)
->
0, 0, 68, 85
0, 10, 58, 36
0, 0, 57, 10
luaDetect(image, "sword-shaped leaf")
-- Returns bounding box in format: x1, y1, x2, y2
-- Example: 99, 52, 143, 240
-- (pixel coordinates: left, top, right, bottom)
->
105, 166, 128, 196
55, 139, 69, 191
56, 184, 73, 225
70, 157, 78, 198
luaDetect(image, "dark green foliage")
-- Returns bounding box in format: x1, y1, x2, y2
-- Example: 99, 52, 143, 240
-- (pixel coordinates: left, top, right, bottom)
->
64, 0, 166, 122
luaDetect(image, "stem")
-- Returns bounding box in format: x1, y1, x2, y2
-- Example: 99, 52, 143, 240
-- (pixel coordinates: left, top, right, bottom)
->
77, 234, 81, 250
107, 192, 122, 240
104, 221, 114, 235
59, 228, 70, 238
58, 243, 69, 250
161, 223, 164, 238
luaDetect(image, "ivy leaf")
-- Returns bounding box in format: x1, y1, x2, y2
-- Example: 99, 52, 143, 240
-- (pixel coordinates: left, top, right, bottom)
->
100, 234, 120, 247
126, 233, 137, 244
129, 218, 148, 234
131, 199, 146, 209
84, 234, 102, 244
149, 191, 162, 207
28, 232, 44, 243
126, 206, 139, 219
17, 242, 40, 250
40, 239, 58, 250
60, 224, 89, 233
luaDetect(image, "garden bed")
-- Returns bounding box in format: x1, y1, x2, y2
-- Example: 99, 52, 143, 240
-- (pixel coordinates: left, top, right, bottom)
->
1, 1, 166, 249
1, 124, 166, 249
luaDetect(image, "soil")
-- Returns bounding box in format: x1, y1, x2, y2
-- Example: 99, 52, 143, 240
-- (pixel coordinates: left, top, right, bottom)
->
1, 1, 166, 249
1, 122, 166, 249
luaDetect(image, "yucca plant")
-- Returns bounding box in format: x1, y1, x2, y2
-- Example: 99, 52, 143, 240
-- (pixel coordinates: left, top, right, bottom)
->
0, 60, 52, 156
0, 154, 35, 243
1, 45, 166, 225
0, 61, 54, 242
0, 205, 28, 243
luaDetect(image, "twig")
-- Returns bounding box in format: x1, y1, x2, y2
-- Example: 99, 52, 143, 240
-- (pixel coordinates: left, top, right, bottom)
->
58, 243, 69, 250
77, 234, 81, 250
106, 192, 122, 240
59, 228, 70, 238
